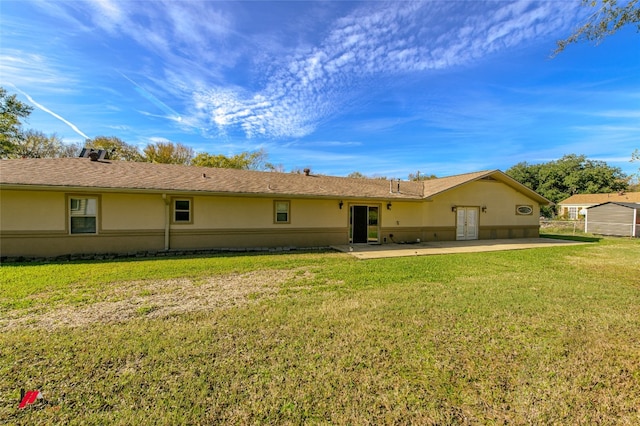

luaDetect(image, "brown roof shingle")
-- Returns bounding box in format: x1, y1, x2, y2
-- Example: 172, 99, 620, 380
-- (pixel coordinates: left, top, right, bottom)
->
559, 192, 640, 205
0, 158, 549, 204
0, 158, 424, 199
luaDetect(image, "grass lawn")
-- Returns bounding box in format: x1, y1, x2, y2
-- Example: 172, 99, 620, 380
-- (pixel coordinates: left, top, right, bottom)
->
1, 237, 639, 424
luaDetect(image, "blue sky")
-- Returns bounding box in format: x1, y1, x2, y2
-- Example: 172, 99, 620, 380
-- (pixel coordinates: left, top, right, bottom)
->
1, 0, 638, 178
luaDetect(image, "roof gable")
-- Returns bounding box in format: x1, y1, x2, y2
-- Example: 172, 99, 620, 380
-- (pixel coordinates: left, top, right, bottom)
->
422, 169, 550, 205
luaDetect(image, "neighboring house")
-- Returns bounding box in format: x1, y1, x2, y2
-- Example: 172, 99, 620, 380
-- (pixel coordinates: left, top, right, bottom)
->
0, 157, 550, 258
585, 202, 640, 237
557, 192, 640, 220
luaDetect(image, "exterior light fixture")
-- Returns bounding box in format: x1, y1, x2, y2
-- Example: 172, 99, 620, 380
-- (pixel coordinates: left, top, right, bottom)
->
451, 205, 457, 212
481, 205, 487, 213
387, 202, 392, 210
339, 200, 344, 209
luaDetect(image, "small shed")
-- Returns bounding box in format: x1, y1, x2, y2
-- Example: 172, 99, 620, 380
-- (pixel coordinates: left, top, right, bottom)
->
585, 202, 640, 237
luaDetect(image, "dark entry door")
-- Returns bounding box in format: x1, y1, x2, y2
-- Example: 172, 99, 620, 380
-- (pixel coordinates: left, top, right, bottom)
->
352, 206, 369, 243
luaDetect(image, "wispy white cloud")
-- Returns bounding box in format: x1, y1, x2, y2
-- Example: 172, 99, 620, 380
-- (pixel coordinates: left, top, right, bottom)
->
189, 1, 581, 139
588, 110, 640, 119
283, 140, 363, 148
9, 0, 582, 143
0, 50, 78, 90
118, 72, 182, 122
82, 0, 237, 70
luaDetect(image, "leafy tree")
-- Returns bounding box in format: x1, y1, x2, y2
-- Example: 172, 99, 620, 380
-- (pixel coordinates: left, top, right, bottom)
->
143, 141, 194, 164
347, 171, 368, 179
631, 149, 640, 190
191, 148, 270, 170
86, 136, 143, 161
408, 171, 437, 181
1, 87, 33, 157
554, 0, 640, 55
268, 163, 286, 173
346, 172, 389, 180
504, 161, 542, 192
59, 142, 83, 158
506, 154, 629, 217
7, 130, 67, 158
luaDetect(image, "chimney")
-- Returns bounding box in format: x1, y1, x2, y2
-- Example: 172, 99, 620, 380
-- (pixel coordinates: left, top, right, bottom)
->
389, 179, 400, 193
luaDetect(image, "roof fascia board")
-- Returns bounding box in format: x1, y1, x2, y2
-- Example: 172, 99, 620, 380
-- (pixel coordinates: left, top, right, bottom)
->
0, 183, 423, 201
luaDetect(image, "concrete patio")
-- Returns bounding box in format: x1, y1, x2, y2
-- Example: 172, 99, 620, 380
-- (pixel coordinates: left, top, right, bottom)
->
331, 237, 590, 259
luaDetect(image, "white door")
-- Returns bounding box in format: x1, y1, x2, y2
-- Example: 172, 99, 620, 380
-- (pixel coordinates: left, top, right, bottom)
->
456, 207, 479, 240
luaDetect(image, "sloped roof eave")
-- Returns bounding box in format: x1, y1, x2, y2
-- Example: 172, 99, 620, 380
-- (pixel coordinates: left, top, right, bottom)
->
0, 182, 425, 201
0, 158, 426, 199
490, 171, 552, 205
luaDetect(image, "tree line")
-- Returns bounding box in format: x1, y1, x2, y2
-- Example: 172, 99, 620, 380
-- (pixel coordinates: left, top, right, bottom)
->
2, 86, 638, 217
506, 154, 635, 217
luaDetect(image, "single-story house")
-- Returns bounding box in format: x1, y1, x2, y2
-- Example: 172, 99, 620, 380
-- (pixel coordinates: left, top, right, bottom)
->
585, 202, 640, 237
557, 192, 640, 219
0, 157, 550, 258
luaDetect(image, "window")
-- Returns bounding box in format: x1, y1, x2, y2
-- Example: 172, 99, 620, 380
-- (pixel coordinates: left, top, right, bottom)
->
69, 197, 97, 234
568, 206, 578, 220
274, 201, 290, 224
173, 198, 192, 223
516, 205, 533, 216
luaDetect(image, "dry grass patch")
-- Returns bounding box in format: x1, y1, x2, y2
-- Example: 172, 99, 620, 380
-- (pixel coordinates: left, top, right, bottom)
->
1, 269, 317, 331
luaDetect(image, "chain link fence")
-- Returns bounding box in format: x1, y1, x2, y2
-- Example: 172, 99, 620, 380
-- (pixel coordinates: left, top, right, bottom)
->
539, 219, 586, 234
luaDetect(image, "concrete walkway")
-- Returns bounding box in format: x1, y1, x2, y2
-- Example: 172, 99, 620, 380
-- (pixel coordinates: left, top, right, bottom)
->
331, 238, 590, 259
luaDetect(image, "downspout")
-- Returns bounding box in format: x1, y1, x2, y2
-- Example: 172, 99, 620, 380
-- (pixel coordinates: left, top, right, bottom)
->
164, 194, 171, 250
584, 209, 588, 233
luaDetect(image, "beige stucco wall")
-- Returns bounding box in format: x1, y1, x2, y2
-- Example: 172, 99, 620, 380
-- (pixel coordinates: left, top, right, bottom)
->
379, 201, 423, 228
102, 193, 165, 230
191, 196, 348, 229
428, 180, 540, 227
0, 190, 65, 231
377, 180, 541, 243
0, 189, 352, 257
0, 180, 543, 258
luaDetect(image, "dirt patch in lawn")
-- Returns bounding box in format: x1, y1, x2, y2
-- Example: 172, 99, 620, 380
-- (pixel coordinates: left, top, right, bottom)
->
1, 269, 313, 331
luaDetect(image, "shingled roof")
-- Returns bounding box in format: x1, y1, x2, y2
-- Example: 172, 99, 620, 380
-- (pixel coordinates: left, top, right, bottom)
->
0, 158, 549, 203
559, 192, 640, 205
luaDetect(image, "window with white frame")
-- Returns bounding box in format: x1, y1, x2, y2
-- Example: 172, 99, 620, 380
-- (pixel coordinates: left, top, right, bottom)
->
274, 200, 290, 224
69, 197, 98, 234
568, 206, 578, 220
